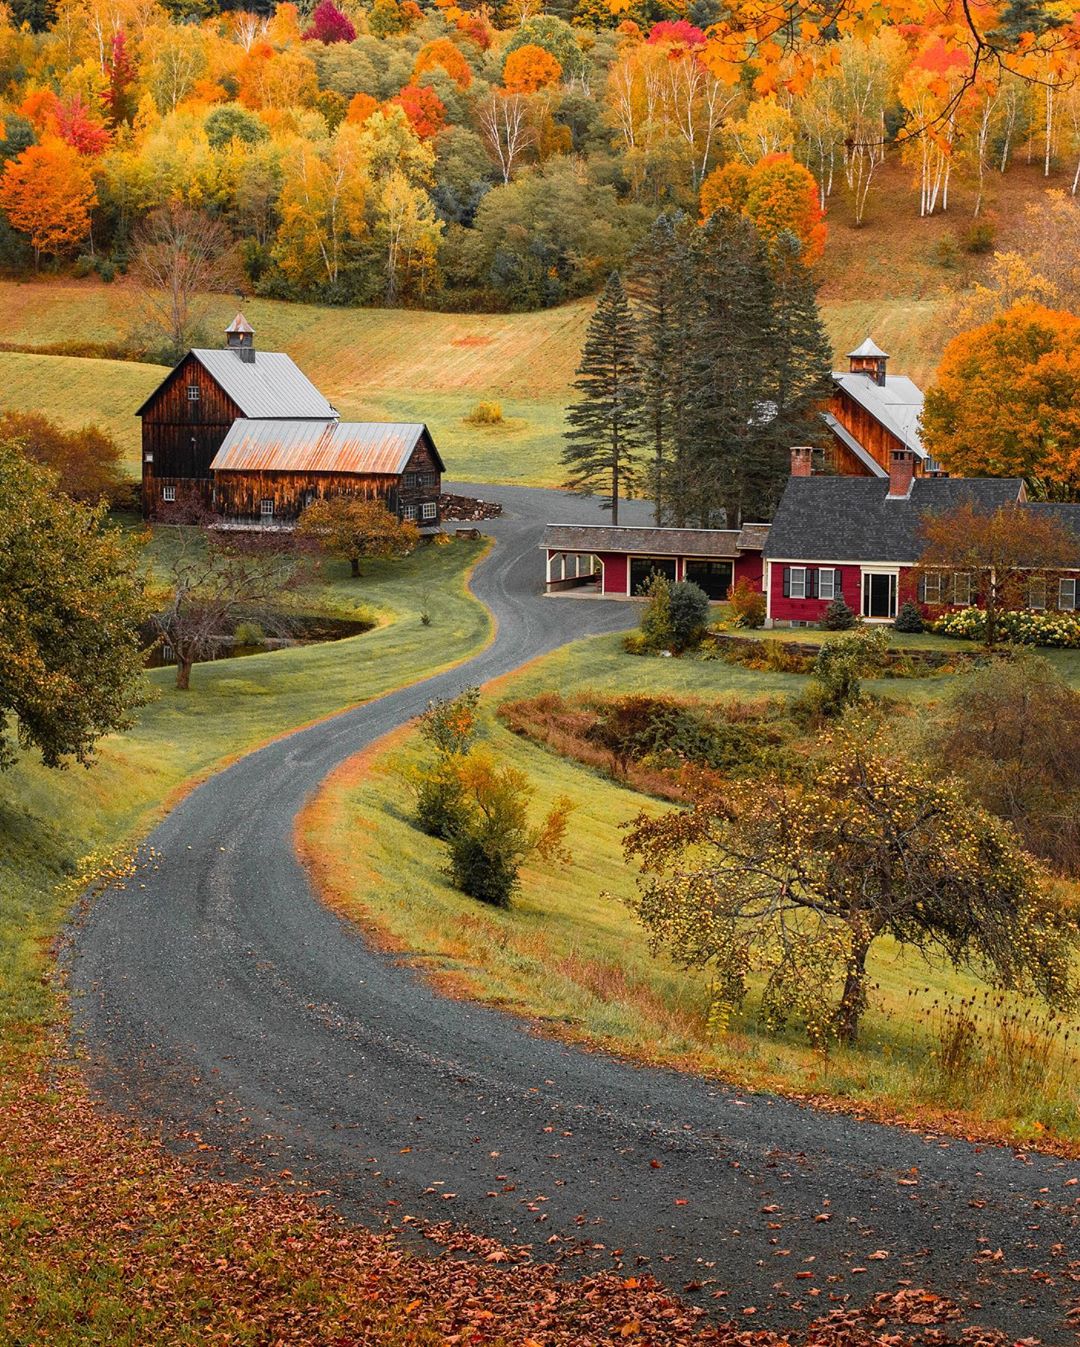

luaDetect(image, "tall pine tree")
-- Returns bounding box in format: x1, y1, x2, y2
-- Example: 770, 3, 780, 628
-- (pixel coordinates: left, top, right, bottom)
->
627, 212, 694, 526
561, 271, 643, 524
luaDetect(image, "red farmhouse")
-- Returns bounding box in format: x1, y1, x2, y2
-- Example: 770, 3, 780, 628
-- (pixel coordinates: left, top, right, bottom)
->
763, 448, 1080, 625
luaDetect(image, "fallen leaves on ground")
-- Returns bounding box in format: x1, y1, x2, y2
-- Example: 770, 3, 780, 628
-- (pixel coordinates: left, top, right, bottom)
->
0, 1033, 1066, 1346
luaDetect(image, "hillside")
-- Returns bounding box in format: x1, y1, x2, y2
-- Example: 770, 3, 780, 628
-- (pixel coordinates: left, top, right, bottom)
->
0, 280, 945, 487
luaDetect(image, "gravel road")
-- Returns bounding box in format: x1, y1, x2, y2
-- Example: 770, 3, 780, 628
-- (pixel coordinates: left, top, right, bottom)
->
69, 485, 1079, 1341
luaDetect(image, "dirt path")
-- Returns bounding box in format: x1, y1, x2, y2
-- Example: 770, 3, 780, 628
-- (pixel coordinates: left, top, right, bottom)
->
69, 486, 1079, 1342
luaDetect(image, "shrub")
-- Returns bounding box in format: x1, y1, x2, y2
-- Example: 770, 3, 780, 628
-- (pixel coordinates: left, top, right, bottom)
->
233, 620, 265, 647
821, 596, 857, 630
933, 605, 1080, 648
893, 600, 924, 633
961, 219, 996, 254
468, 400, 503, 425
622, 629, 648, 655
811, 626, 890, 715
413, 687, 480, 838
638, 574, 708, 652
444, 752, 572, 908
727, 576, 765, 629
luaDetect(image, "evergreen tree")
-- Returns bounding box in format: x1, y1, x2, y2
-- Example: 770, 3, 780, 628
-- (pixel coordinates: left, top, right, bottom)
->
684, 212, 777, 528
628, 212, 693, 526
561, 271, 643, 524
758, 231, 834, 518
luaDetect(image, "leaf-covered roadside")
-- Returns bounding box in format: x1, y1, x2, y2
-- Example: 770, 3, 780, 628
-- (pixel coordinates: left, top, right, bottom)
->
0, 1031, 1057, 1347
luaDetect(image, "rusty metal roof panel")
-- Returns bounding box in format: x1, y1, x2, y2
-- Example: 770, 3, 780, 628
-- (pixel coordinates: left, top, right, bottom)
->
191, 349, 338, 420
209, 420, 431, 475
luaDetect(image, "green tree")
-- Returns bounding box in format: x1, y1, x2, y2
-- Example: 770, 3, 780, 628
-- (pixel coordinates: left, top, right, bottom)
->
0, 438, 147, 769
561, 270, 644, 524
811, 626, 889, 716
624, 723, 1077, 1045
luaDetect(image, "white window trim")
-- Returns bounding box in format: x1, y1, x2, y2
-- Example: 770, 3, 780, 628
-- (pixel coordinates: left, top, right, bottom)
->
260, 498, 274, 518
818, 569, 835, 601
1029, 576, 1047, 611
403, 504, 418, 521
421, 501, 437, 521
1059, 577, 1077, 611
162, 485, 176, 502
952, 572, 972, 606
187, 383, 200, 401
788, 566, 806, 600
923, 571, 944, 604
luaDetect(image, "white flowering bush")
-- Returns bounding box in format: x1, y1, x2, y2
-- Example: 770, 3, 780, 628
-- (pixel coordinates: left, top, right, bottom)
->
933, 606, 1080, 648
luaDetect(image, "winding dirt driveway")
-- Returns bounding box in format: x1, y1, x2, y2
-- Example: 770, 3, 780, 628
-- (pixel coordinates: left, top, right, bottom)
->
70, 486, 1078, 1341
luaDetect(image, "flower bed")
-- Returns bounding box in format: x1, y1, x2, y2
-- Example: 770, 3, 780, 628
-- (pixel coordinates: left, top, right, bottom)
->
932, 606, 1080, 648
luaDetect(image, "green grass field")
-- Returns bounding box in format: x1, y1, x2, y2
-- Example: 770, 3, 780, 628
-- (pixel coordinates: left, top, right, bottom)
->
0, 278, 947, 487
301, 633, 1080, 1149
0, 534, 490, 1035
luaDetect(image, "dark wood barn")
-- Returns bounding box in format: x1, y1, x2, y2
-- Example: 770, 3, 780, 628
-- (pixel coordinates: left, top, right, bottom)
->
208, 420, 445, 528
137, 313, 338, 519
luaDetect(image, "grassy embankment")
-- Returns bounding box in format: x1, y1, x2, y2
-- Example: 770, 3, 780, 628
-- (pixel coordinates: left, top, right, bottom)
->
300, 629, 1080, 1152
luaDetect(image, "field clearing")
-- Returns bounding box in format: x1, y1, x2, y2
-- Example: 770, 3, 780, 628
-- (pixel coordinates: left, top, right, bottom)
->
0, 279, 948, 487
302, 632, 1080, 1148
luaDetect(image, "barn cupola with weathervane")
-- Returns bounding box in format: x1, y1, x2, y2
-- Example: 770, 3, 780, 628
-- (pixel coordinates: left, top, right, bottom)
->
225, 312, 255, 363
848, 337, 888, 387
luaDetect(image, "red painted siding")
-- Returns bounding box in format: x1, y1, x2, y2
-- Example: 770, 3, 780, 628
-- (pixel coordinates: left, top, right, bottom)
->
769, 563, 863, 623
733, 553, 763, 590
600, 553, 628, 595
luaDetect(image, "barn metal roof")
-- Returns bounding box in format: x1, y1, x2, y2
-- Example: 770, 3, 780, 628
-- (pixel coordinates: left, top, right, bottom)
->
542, 524, 747, 558
188, 350, 338, 420
831, 370, 926, 458
209, 420, 445, 476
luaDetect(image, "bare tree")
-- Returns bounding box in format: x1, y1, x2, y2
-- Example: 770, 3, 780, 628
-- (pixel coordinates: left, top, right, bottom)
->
131, 204, 241, 360
150, 521, 306, 690
477, 93, 534, 185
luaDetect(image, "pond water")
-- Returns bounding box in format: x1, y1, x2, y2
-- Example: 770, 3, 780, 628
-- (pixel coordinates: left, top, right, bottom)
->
143, 612, 375, 670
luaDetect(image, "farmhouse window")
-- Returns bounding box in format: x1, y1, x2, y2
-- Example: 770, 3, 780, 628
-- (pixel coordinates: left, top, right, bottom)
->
783, 566, 807, 600
187, 383, 200, 402
260, 499, 274, 518
817, 569, 836, 601
162, 485, 176, 502
952, 572, 973, 606
421, 501, 437, 521
403, 504, 418, 521
1059, 578, 1077, 611
920, 572, 943, 604
1028, 577, 1047, 610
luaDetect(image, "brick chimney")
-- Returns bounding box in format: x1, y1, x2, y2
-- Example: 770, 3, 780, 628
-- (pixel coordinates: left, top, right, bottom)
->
887, 449, 915, 499
790, 445, 814, 478
225, 312, 255, 364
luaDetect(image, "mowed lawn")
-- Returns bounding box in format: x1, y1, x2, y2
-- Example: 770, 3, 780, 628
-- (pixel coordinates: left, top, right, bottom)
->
0, 534, 490, 1036
0, 279, 947, 487
301, 631, 1080, 1149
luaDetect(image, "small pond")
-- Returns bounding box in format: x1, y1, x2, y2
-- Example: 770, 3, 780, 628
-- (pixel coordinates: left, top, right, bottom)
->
143, 611, 375, 670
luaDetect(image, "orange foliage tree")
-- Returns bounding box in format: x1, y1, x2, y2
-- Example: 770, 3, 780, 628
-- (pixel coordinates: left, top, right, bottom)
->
390, 83, 446, 139
0, 138, 96, 269
413, 36, 472, 89
922, 303, 1080, 500
502, 43, 562, 94
346, 91, 379, 126
700, 152, 824, 265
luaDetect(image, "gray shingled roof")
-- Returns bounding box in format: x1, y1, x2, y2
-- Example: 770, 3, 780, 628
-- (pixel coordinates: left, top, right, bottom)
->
1026, 501, 1080, 540
543, 524, 744, 558
136, 349, 338, 420
831, 371, 926, 457
764, 476, 1027, 563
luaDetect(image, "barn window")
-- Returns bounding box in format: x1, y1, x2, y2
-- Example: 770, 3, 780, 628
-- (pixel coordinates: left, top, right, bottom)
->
187, 383, 200, 402
162, 485, 176, 502
421, 471, 438, 487
260, 499, 274, 518
421, 501, 437, 521
1059, 577, 1077, 611
403, 504, 418, 521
